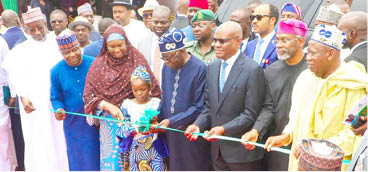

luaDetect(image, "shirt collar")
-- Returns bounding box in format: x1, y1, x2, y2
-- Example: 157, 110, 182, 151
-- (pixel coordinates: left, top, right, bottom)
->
350, 41, 368, 53
222, 49, 240, 66
261, 30, 275, 43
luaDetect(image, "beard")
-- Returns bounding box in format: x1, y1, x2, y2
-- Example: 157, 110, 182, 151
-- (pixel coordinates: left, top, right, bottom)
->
277, 48, 292, 60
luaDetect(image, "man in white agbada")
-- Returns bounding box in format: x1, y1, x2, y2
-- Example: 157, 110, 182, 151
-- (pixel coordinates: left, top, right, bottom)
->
0, 35, 15, 171
1, 7, 69, 171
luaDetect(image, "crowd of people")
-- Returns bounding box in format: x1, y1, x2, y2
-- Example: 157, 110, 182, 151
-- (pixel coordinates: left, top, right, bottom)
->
0, 0, 367, 171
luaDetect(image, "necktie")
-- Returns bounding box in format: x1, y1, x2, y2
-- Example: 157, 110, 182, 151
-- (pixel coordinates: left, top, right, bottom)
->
254, 38, 264, 64
153, 44, 161, 84
219, 61, 228, 93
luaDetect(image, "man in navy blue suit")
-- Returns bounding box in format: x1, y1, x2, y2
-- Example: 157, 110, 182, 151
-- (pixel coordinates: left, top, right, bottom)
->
245, 4, 279, 69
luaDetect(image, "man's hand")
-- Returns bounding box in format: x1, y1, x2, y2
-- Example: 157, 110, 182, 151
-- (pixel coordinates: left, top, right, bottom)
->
351, 116, 367, 136
8, 97, 15, 107
264, 133, 290, 152
203, 126, 225, 141
241, 129, 259, 150
184, 124, 200, 141
102, 102, 123, 119
293, 143, 301, 159
20, 97, 35, 114
55, 108, 66, 121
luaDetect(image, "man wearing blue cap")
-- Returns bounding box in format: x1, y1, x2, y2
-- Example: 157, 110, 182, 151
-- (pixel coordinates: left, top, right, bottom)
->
155, 28, 212, 170
50, 30, 100, 171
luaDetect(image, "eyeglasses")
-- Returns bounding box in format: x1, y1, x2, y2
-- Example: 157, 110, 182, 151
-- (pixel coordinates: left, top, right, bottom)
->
212, 36, 239, 44
160, 51, 178, 61
272, 38, 299, 45
51, 20, 66, 24
250, 14, 272, 21
143, 13, 152, 18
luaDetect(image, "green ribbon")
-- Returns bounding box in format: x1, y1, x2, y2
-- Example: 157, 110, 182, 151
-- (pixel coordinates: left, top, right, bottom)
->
136, 108, 160, 132
8, 107, 351, 165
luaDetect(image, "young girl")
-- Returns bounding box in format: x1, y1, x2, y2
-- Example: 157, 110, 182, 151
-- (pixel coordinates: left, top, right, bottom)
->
117, 66, 168, 171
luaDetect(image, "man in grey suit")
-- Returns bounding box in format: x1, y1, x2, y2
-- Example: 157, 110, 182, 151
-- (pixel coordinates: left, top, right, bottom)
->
338, 11, 367, 71
185, 21, 266, 170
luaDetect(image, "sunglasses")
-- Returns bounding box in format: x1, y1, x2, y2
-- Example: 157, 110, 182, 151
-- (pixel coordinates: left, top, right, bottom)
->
143, 13, 152, 18
212, 36, 239, 44
250, 14, 272, 21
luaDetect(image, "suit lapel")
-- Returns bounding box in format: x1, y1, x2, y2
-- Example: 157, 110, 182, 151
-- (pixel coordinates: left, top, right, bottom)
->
261, 35, 276, 67
217, 54, 244, 109
213, 60, 221, 102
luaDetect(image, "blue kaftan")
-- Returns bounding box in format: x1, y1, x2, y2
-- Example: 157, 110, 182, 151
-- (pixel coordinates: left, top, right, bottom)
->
50, 55, 100, 171
159, 55, 212, 170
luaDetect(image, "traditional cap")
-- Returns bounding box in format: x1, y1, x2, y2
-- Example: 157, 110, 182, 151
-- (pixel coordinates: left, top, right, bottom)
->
77, 3, 93, 15
68, 16, 94, 31
111, 0, 135, 9
316, 5, 343, 25
298, 139, 344, 171
22, 7, 45, 24
277, 19, 308, 37
191, 9, 215, 23
138, 0, 159, 17
56, 30, 79, 51
131, 66, 152, 87
188, 0, 209, 9
311, 24, 346, 50
281, 2, 302, 18
158, 28, 186, 53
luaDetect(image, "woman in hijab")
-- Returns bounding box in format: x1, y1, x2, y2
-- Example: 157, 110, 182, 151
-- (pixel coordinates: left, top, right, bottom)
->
83, 24, 161, 171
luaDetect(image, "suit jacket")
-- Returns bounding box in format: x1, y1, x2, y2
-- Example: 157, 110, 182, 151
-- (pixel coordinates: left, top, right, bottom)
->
172, 15, 189, 30
245, 34, 278, 69
344, 42, 367, 71
348, 130, 368, 171
194, 52, 266, 163
2, 27, 27, 50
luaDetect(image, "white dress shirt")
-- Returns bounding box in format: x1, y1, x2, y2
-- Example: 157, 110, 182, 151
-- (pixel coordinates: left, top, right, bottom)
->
220, 50, 240, 82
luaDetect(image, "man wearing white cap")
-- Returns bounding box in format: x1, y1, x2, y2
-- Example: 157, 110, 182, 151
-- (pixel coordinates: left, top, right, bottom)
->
77, 3, 101, 42
265, 24, 367, 171
138, 0, 160, 31
1, 7, 69, 171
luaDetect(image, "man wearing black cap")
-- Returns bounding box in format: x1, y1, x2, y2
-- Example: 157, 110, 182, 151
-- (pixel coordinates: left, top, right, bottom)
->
111, 0, 152, 61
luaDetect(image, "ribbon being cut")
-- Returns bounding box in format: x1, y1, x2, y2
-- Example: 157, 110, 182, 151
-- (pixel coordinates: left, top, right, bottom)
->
9, 106, 351, 167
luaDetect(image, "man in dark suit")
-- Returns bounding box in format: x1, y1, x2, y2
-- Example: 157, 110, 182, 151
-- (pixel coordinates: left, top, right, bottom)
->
338, 11, 367, 71
245, 4, 279, 69
185, 21, 266, 170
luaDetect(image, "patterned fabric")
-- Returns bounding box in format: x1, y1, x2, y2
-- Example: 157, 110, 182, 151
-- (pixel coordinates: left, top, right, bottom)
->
158, 28, 186, 53
299, 139, 344, 171
129, 134, 166, 171
130, 66, 152, 87
311, 24, 347, 50
170, 69, 181, 114
277, 19, 307, 37
56, 30, 79, 51
281, 2, 302, 18
316, 5, 343, 25
22, 7, 44, 24
118, 98, 167, 171
83, 24, 161, 114
98, 111, 124, 171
